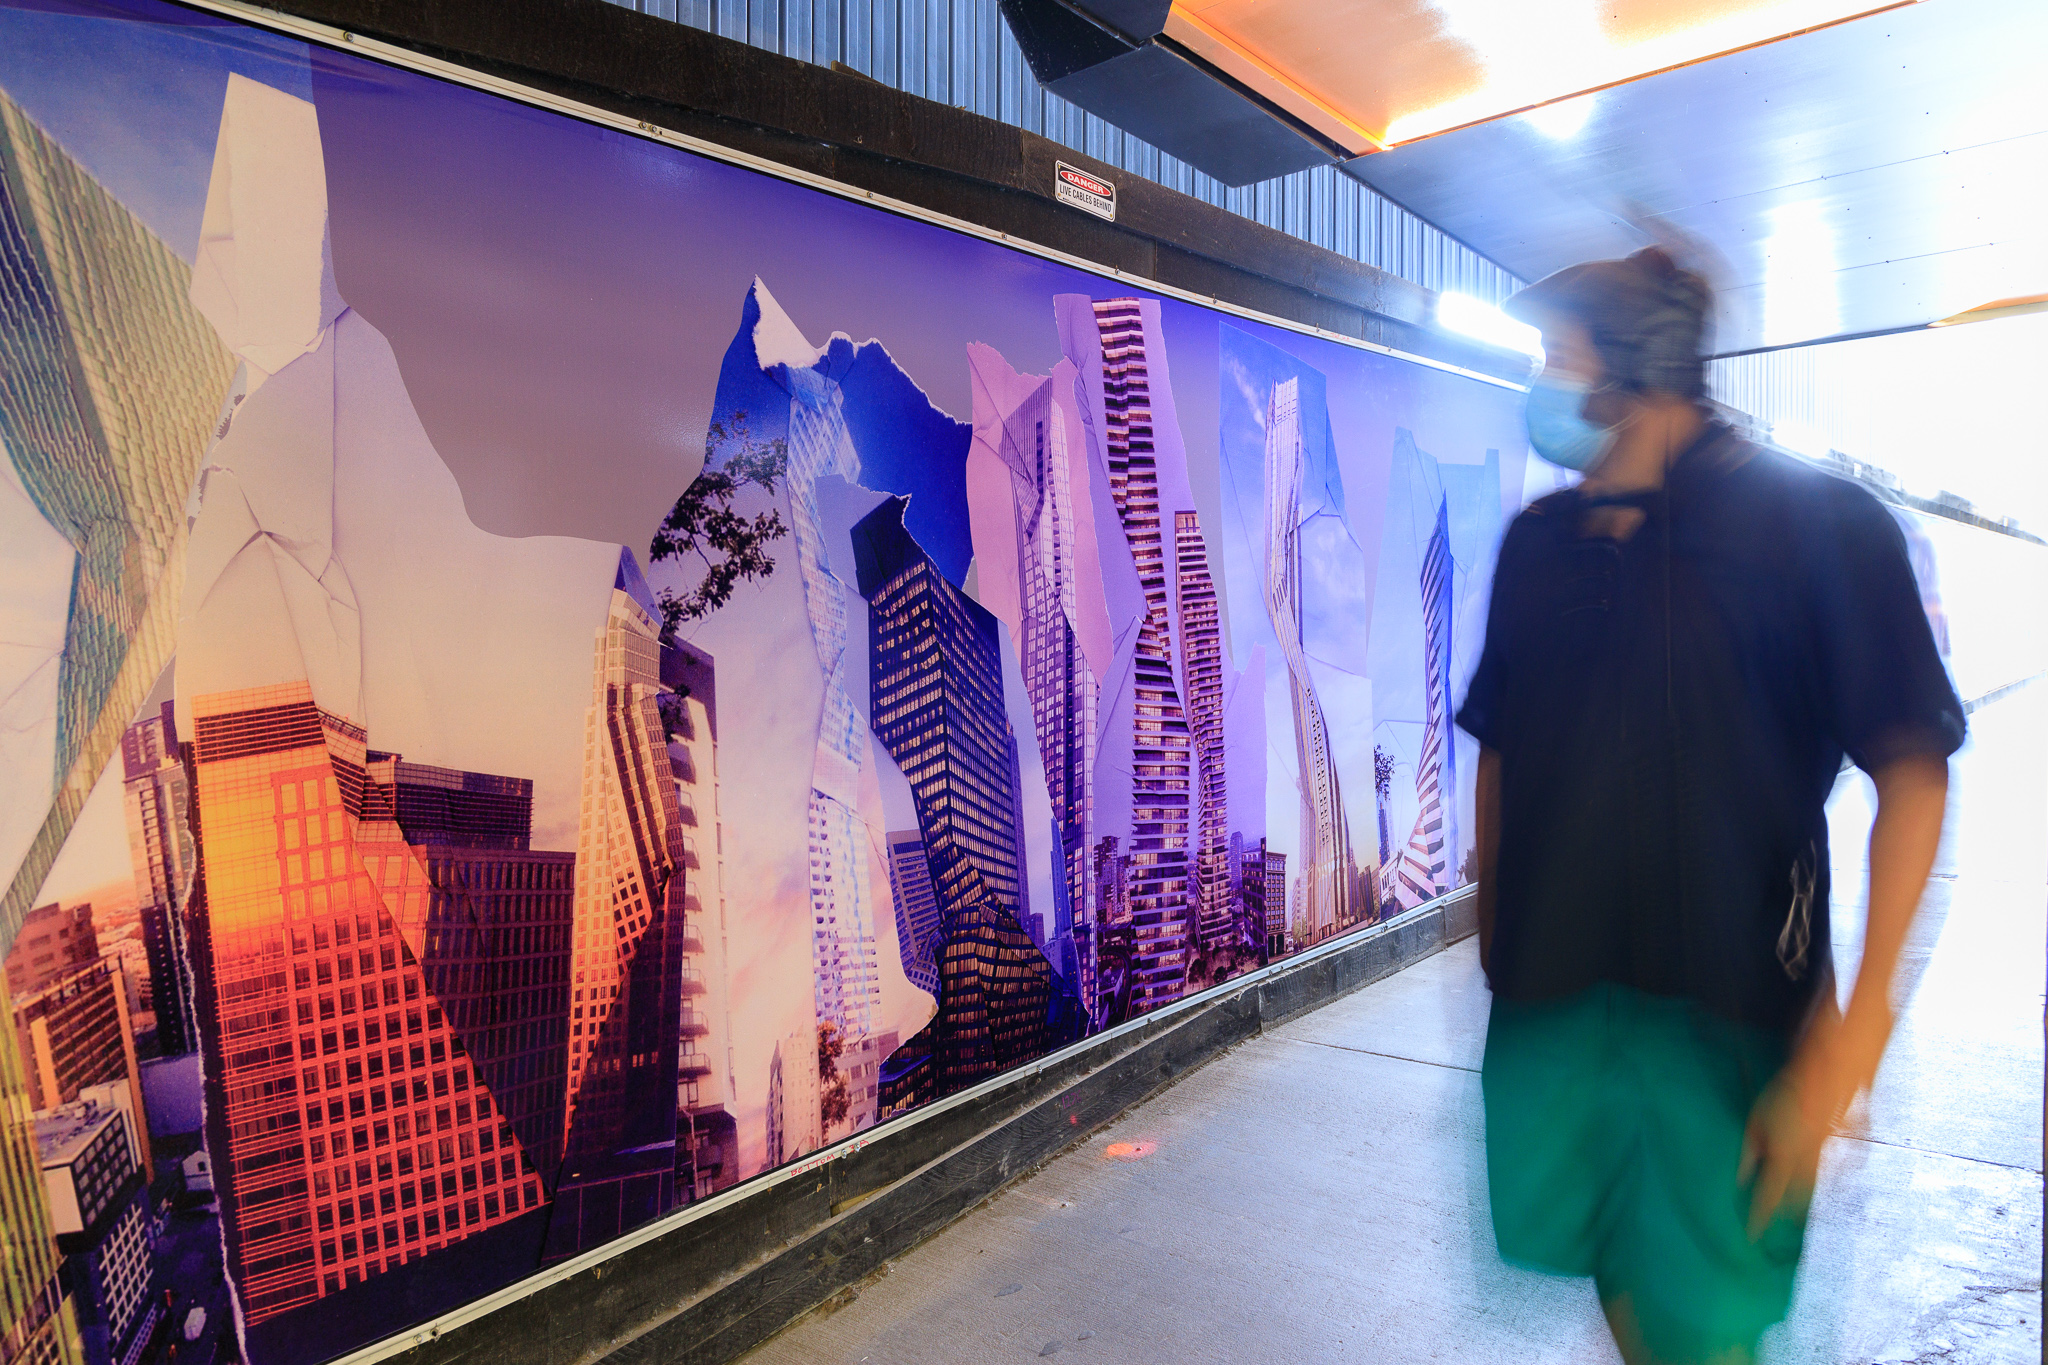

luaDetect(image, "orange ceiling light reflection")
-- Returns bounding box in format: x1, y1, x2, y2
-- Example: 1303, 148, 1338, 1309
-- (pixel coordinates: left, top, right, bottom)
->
1162, 0, 1920, 151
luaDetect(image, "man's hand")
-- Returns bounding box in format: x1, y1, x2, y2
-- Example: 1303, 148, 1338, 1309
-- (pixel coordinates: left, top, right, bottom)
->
1742, 751, 1947, 1239
1740, 1059, 1843, 1239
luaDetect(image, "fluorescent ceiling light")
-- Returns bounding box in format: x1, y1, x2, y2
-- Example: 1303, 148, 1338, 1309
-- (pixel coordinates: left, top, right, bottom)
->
1438, 292, 1544, 356
1165, 0, 1920, 151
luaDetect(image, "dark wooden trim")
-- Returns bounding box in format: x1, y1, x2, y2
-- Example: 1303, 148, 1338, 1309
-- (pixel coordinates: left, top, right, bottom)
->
369, 893, 1475, 1365
243, 0, 1530, 382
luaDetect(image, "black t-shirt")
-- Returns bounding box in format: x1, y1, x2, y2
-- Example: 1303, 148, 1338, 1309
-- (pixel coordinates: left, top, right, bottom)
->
1456, 423, 1964, 1034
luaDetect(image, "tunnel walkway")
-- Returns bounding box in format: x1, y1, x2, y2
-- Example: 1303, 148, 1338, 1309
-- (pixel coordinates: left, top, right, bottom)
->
743, 687, 2044, 1365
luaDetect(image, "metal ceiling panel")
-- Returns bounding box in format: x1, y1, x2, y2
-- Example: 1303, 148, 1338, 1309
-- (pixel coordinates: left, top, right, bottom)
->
998, 0, 1341, 184
1038, 40, 1339, 183
1341, 0, 2048, 352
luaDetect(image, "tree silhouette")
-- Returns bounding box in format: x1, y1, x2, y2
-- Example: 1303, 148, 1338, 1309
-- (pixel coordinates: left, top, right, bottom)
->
648, 411, 791, 634
817, 1020, 851, 1129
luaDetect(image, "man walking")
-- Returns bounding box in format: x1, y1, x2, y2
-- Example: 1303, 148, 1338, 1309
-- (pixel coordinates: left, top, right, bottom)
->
1458, 248, 1961, 1364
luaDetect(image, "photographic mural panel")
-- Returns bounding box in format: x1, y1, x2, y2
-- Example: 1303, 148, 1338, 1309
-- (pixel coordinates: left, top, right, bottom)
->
0, 3, 1532, 1361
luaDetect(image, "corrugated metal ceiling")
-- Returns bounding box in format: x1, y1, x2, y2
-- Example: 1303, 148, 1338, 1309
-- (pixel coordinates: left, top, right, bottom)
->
601, 0, 1522, 304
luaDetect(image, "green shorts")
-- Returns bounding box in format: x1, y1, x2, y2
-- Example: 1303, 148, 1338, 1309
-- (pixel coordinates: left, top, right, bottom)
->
1483, 983, 1808, 1362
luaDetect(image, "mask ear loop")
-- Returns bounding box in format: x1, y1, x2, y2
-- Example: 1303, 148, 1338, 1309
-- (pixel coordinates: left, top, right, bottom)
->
1576, 380, 1651, 481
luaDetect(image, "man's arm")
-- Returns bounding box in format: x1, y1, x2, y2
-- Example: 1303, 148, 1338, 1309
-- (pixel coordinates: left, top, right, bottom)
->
1744, 751, 1948, 1234
1475, 745, 1501, 983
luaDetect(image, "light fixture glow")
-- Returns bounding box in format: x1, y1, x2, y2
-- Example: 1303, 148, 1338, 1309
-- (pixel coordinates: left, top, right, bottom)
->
1159, 0, 1929, 150
1522, 94, 1594, 139
1438, 292, 1545, 357
1382, 0, 1918, 144
1770, 422, 1833, 458
1760, 201, 1840, 347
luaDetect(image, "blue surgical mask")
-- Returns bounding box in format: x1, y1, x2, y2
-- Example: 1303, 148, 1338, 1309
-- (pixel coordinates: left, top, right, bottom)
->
1525, 375, 1612, 472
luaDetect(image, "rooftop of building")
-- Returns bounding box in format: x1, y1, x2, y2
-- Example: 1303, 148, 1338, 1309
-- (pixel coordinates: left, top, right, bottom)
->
34, 1101, 121, 1169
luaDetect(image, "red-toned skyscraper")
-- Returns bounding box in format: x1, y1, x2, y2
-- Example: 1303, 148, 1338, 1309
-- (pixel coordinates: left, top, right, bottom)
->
185, 682, 569, 1323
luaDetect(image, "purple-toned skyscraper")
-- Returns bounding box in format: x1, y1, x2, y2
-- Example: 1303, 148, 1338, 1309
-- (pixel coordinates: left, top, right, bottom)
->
1174, 510, 1234, 968
1262, 378, 1358, 944
965, 346, 1102, 1016
1391, 500, 1455, 907
1058, 297, 1196, 1015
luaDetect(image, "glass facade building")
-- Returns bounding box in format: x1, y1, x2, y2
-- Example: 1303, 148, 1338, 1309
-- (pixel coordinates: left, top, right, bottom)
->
0, 91, 233, 939
0, 1000, 80, 1365
122, 702, 195, 1056
553, 552, 717, 1256
1087, 299, 1194, 1015
854, 498, 1068, 1108
1261, 378, 1360, 945
884, 832, 942, 1000
965, 347, 1101, 1016
1389, 499, 1455, 910
186, 682, 548, 1322
1173, 509, 1235, 969
35, 1104, 152, 1365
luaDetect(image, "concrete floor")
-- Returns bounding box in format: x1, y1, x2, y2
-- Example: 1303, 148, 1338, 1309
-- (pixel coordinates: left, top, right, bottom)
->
743, 688, 2044, 1365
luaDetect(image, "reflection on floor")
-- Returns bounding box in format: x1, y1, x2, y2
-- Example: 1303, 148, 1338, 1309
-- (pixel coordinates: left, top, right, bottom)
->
742, 689, 2044, 1365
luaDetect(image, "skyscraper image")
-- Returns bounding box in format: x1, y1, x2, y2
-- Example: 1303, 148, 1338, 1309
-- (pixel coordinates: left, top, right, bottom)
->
1373, 434, 1498, 915
1237, 840, 1287, 959
185, 681, 549, 1322
965, 345, 1102, 1020
1174, 510, 1234, 972
351, 757, 574, 1211
0, 1001, 82, 1365
0, 90, 234, 936
658, 639, 739, 1204
5, 959, 147, 1175
1391, 499, 1456, 908
122, 702, 195, 1055
1086, 299, 1193, 1015
1263, 849, 1289, 957
764, 1030, 819, 1168
2, 907, 96, 1002
840, 1028, 901, 1136
35, 1099, 154, 1365
884, 831, 942, 998
1262, 378, 1358, 944
1090, 836, 1134, 1026
554, 551, 690, 1257
747, 296, 890, 1051
853, 498, 1068, 1106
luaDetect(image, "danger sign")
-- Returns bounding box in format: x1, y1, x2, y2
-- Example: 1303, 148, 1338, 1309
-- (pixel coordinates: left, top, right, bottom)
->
1055, 161, 1116, 222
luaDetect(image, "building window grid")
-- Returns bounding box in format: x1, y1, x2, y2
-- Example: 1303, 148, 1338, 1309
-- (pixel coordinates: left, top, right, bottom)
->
192, 685, 551, 1321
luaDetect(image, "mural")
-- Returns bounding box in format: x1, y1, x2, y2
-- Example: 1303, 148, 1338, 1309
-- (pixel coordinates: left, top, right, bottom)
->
0, 3, 1529, 1363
